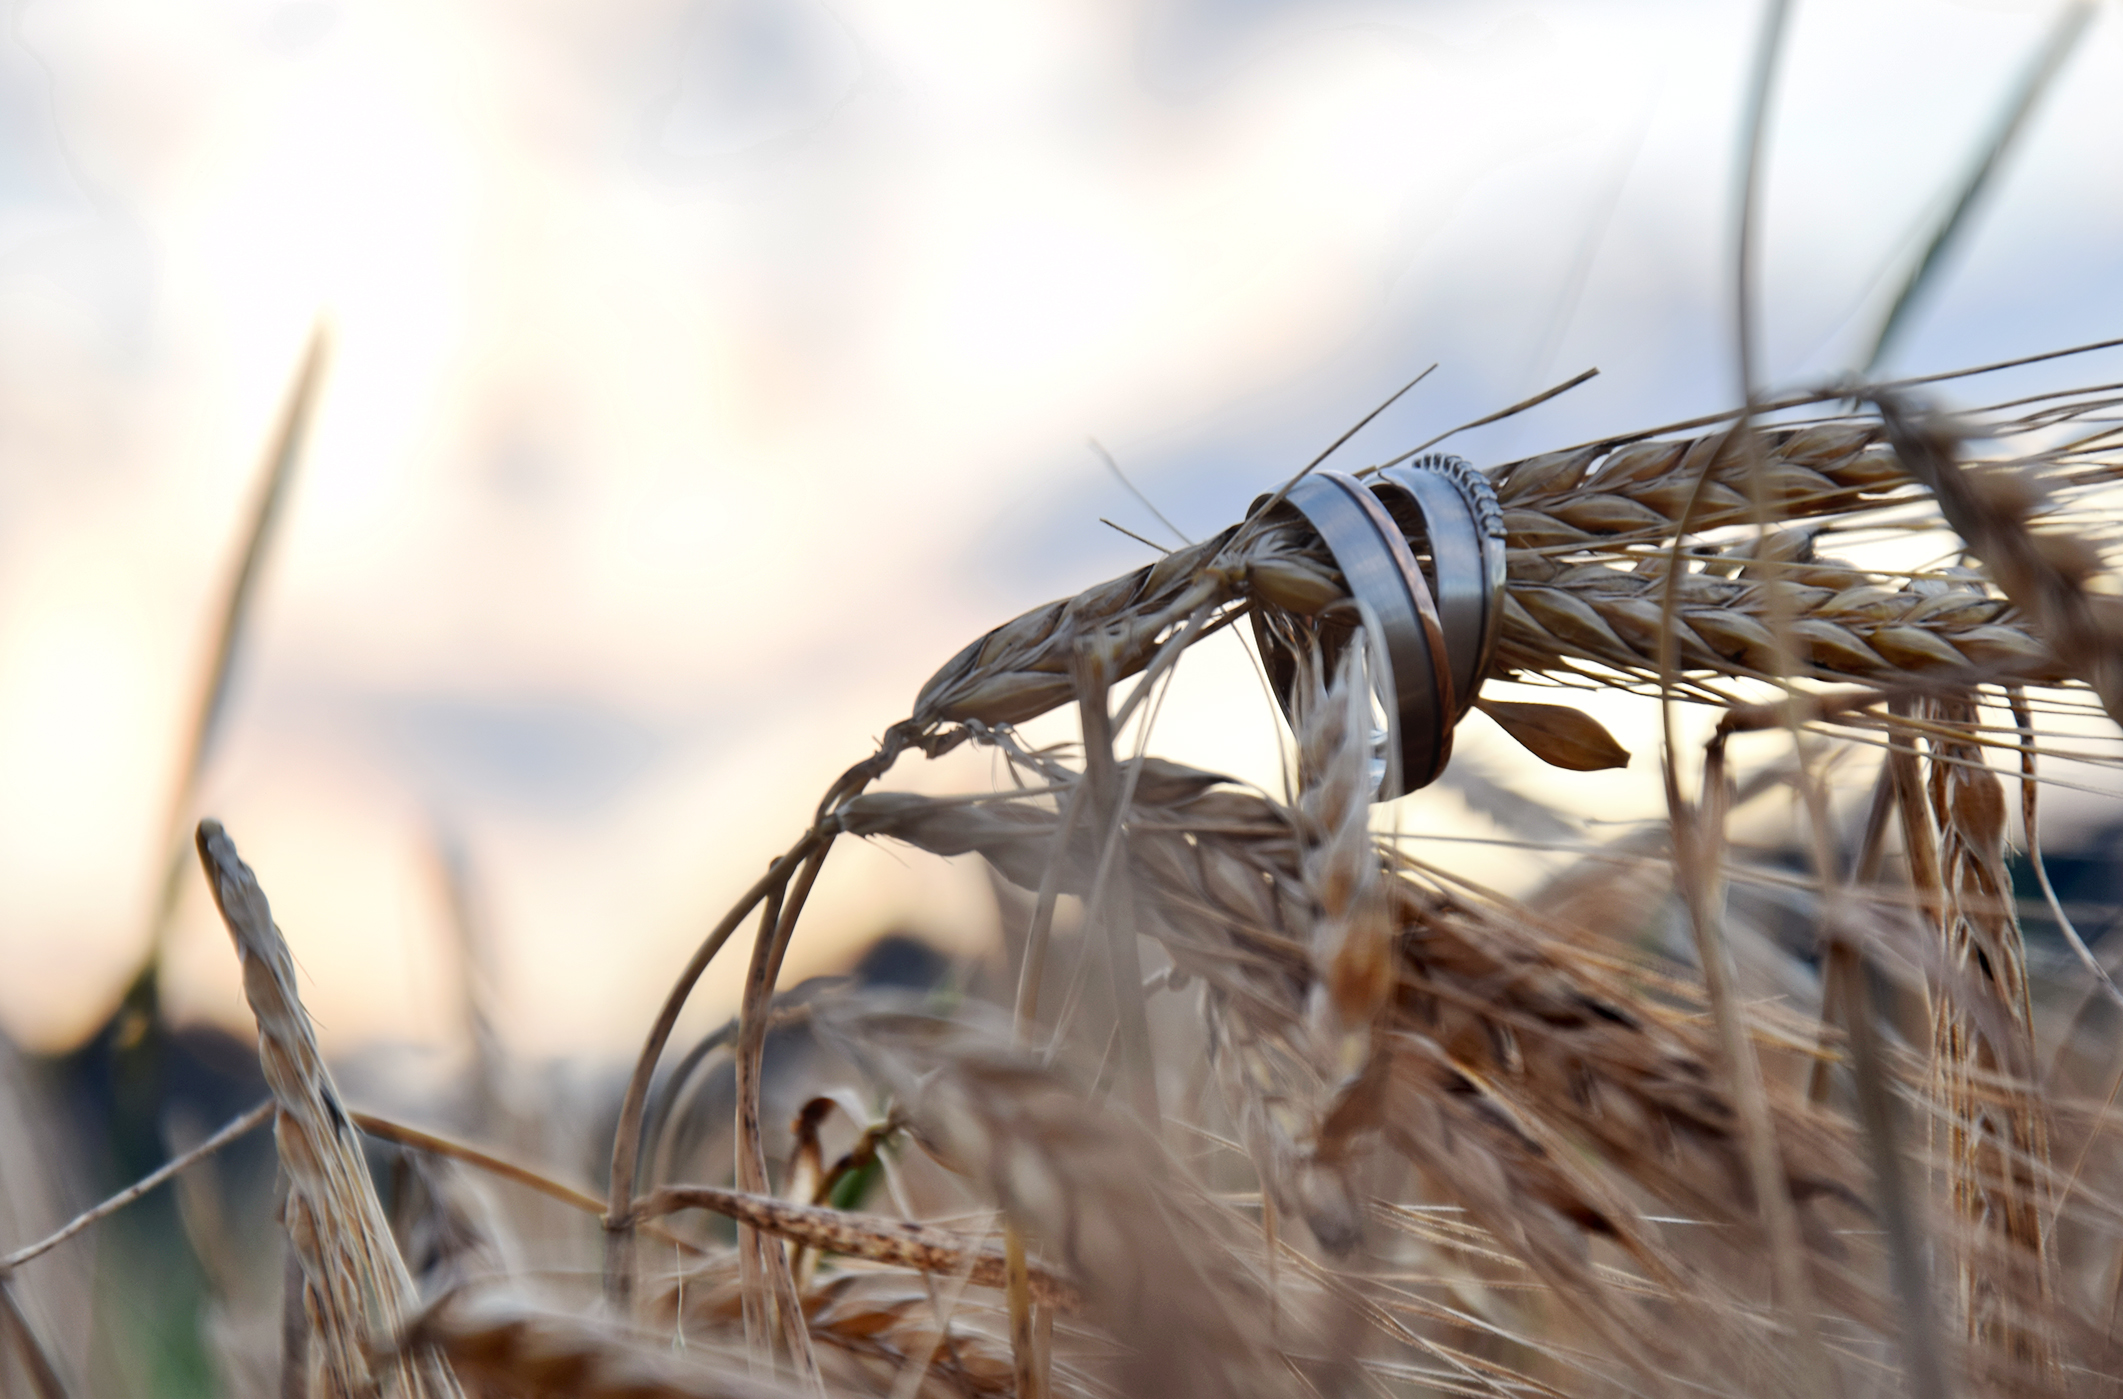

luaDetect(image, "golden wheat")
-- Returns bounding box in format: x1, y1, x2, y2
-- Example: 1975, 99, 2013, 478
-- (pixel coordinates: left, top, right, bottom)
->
27, 376, 2123, 1399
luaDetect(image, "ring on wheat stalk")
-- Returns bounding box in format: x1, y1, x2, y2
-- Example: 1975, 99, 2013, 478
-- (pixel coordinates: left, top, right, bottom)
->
1250, 453, 1506, 799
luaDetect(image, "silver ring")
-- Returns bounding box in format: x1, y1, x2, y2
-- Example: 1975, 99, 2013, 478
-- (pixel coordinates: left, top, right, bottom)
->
1371, 454, 1506, 721
1248, 471, 1453, 797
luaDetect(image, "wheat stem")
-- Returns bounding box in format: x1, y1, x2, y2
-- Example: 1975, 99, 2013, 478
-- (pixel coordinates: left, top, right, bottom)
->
604, 827, 827, 1304
0, 1100, 271, 1272
733, 839, 831, 1388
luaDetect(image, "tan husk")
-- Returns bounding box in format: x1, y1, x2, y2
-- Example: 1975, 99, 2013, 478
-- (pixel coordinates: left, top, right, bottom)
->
1476, 697, 1634, 770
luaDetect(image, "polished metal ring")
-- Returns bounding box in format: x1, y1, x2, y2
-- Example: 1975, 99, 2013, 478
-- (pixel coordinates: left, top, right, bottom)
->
1248, 471, 1454, 797
1370, 454, 1506, 722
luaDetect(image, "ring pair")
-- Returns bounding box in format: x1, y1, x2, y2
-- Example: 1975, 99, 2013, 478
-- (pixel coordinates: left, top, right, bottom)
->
1250, 454, 1506, 799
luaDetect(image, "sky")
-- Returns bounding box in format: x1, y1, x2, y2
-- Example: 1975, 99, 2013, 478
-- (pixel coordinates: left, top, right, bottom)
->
0, 0, 2118, 1056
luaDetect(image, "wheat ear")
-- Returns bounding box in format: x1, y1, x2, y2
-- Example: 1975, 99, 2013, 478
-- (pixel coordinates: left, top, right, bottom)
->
912, 412, 2094, 740
196, 820, 462, 1399
1888, 698, 2058, 1379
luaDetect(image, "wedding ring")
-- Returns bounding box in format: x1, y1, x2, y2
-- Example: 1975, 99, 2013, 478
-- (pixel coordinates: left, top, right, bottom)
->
1248, 471, 1454, 797
1370, 454, 1506, 722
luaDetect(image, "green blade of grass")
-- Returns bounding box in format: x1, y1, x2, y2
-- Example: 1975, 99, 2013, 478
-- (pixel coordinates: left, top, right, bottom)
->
145, 326, 330, 961
1865, 1, 2095, 373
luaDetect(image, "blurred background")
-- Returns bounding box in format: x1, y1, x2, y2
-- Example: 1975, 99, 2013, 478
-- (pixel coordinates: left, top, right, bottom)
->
2, 0, 2120, 1066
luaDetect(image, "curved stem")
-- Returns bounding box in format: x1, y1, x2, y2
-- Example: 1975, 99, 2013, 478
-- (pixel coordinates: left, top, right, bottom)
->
602, 826, 828, 1304
735, 839, 834, 1388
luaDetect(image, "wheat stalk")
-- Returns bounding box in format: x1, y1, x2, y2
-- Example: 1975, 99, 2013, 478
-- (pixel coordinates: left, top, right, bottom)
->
638, 1185, 1079, 1312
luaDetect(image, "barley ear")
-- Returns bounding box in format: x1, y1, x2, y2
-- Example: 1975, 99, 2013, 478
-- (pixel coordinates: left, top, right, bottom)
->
195, 820, 462, 1399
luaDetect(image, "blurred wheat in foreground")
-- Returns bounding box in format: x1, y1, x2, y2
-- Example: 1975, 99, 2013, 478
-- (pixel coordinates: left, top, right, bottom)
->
11, 358, 2123, 1399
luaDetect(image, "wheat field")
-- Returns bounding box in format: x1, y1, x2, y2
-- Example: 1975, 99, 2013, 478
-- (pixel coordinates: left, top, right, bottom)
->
7, 4, 2123, 1398
11, 353, 2123, 1396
